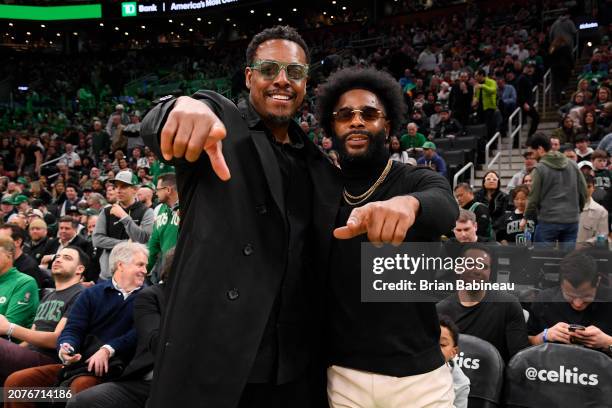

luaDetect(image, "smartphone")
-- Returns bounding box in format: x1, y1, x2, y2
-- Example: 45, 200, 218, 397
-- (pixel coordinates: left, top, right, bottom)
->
569, 324, 585, 345
63, 344, 75, 356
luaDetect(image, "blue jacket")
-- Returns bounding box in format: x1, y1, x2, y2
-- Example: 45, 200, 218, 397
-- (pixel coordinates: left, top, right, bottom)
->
417, 153, 447, 177
500, 84, 517, 108
57, 279, 142, 361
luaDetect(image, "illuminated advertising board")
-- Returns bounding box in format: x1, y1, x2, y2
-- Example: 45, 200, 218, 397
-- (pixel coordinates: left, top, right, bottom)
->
120, 0, 241, 17
0, 4, 102, 20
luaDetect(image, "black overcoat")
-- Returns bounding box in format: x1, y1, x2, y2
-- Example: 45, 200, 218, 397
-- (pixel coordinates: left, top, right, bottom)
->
141, 91, 342, 408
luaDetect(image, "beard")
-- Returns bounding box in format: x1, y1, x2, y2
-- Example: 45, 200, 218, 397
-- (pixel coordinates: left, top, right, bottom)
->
264, 113, 293, 126
336, 129, 389, 168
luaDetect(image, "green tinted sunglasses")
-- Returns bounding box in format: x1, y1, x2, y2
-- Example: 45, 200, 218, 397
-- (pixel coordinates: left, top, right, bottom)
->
250, 60, 309, 81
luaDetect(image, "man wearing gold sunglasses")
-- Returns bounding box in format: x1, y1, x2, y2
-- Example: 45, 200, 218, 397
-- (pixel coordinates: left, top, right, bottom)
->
141, 26, 456, 408
316, 67, 457, 408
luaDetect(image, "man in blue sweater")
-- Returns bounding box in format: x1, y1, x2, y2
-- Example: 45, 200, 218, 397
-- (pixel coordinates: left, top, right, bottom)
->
4, 242, 148, 405
417, 141, 448, 177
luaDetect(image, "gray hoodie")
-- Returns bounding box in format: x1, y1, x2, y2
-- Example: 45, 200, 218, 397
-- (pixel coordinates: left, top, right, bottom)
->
525, 151, 587, 223
549, 15, 577, 50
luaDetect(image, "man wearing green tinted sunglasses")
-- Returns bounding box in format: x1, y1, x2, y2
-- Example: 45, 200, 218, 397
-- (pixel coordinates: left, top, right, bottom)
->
141, 25, 329, 408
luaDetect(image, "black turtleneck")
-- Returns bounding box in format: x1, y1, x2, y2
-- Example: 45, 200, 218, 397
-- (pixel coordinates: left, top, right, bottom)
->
328, 160, 459, 377
341, 153, 390, 197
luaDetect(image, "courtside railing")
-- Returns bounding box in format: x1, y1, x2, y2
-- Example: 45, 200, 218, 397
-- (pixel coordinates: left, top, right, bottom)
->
486, 131, 502, 175
38, 156, 62, 175
542, 69, 552, 114
508, 107, 522, 166
453, 162, 475, 190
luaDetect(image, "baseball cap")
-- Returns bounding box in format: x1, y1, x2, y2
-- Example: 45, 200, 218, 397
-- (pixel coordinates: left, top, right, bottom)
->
1, 196, 14, 205
80, 208, 99, 216
16, 177, 28, 185
115, 104, 125, 110
422, 141, 437, 150
29, 209, 44, 218
440, 105, 450, 113
66, 204, 80, 214
406, 157, 418, 166
578, 160, 594, 169
112, 170, 136, 186
12, 195, 29, 205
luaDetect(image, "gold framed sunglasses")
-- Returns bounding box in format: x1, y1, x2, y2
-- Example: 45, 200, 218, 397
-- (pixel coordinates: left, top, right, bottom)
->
250, 60, 309, 81
332, 106, 386, 123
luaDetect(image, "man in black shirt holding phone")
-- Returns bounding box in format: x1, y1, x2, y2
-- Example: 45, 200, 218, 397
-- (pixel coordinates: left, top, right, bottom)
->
527, 251, 612, 354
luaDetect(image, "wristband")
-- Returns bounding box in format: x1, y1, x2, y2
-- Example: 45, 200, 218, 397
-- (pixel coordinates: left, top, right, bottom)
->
543, 328, 548, 343
7, 323, 15, 340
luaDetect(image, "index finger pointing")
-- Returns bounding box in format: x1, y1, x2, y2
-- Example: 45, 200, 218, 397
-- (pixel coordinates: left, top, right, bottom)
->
160, 113, 179, 161
333, 207, 369, 239
205, 121, 230, 181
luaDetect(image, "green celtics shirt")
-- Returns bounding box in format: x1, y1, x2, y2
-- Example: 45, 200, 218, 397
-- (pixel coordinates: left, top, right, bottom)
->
147, 203, 179, 272
0, 267, 40, 331
150, 161, 176, 184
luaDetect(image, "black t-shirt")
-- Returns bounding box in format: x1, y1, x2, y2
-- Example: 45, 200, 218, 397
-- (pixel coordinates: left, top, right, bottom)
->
29, 283, 84, 358
329, 162, 448, 377
527, 286, 612, 337
436, 291, 530, 362
495, 210, 536, 245
24, 144, 42, 167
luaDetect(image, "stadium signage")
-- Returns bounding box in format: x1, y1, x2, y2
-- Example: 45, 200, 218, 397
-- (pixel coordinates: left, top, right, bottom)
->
120, 0, 240, 17
453, 352, 480, 370
524, 366, 598, 386
0, 4, 102, 20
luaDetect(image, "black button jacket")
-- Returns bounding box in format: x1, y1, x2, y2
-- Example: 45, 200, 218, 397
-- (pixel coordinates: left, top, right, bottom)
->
141, 91, 341, 408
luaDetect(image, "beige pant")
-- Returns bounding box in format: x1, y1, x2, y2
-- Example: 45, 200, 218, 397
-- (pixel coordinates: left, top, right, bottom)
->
327, 364, 454, 408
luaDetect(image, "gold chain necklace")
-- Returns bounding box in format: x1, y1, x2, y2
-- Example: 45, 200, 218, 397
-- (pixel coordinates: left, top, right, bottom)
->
343, 160, 393, 206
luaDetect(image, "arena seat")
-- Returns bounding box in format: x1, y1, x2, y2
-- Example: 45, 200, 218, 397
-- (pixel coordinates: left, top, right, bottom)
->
432, 138, 453, 152
444, 149, 467, 182
452, 136, 478, 152
465, 124, 488, 140
455, 334, 505, 408
453, 136, 478, 163
443, 149, 466, 166
504, 343, 612, 408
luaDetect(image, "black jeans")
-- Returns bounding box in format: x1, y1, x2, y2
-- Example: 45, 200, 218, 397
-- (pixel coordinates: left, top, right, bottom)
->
66, 379, 151, 408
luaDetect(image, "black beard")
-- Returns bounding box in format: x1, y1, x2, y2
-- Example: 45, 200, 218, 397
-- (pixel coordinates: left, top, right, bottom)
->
264, 113, 293, 126
336, 129, 389, 167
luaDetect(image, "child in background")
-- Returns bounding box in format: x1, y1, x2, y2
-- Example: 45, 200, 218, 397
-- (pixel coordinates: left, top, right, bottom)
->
439, 315, 471, 408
